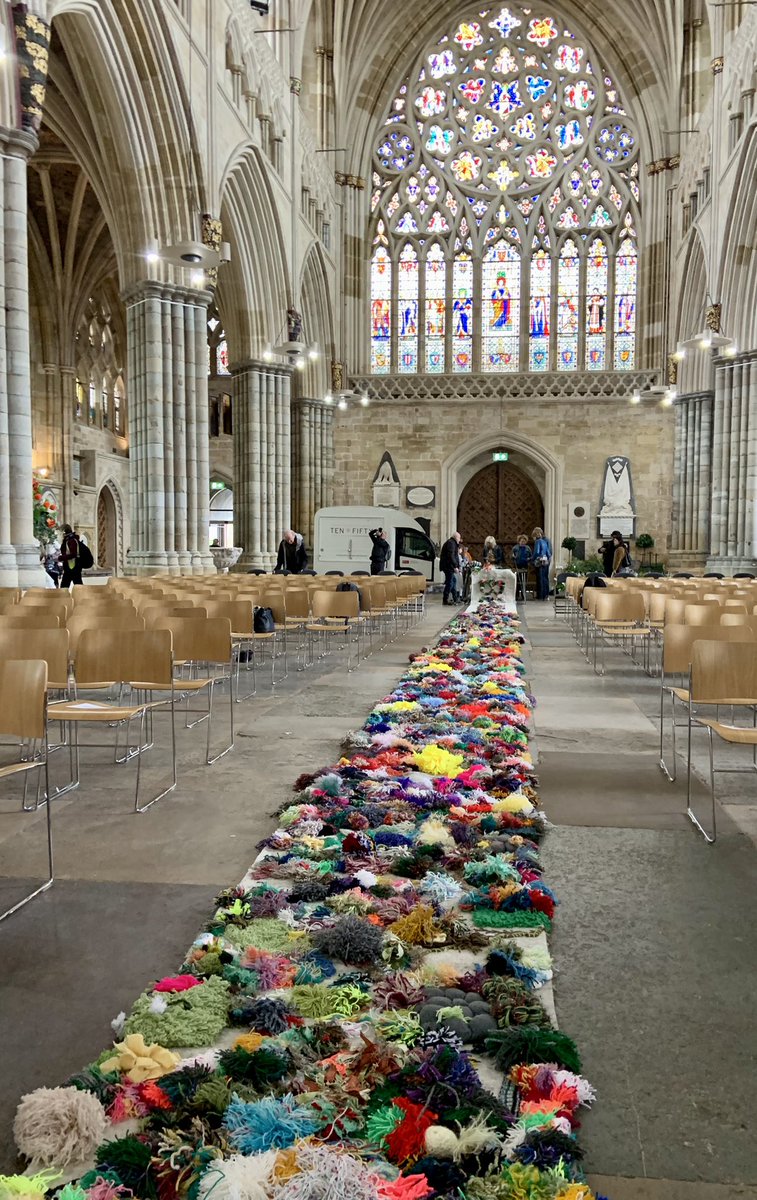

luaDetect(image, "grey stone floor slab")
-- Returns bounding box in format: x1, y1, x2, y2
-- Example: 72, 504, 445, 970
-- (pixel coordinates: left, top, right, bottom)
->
522, 602, 757, 1186
0, 879, 218, 1173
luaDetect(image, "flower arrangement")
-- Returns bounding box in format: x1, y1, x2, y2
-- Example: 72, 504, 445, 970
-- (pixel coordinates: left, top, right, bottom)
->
32, 476, 58, 546
8, 604, 605, 1200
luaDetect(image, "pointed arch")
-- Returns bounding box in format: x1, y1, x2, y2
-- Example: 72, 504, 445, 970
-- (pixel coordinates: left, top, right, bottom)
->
299, 241, 335, 397
47, 0, 208, 283
717, 126, 757, 352
218, 145, 291, 360
677, 230, 712, 395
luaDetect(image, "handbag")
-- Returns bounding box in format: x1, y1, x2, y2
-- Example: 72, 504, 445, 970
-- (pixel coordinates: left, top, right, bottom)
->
253, 606, 275, 633
534, 554, 550, 567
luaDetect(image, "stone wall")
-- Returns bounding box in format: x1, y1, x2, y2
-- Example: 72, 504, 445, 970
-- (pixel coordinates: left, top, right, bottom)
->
332, 394, 675, 559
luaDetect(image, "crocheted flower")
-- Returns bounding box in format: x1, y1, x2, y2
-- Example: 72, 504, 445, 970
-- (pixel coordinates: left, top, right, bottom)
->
99, 1033, 180, 1083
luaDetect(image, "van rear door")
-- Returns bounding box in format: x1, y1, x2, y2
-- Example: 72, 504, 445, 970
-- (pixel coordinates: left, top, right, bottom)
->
396, 528, 435, 580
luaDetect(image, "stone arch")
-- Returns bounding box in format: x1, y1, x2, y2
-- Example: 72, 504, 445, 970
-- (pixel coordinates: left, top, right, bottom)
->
46, 0, 207, 283
676, 230, 712, 395
96, 479, 123, 571
718, 126, 757, 351
219, 146, 291, 360
299, 241, 334, 397
441, 430, 563, 555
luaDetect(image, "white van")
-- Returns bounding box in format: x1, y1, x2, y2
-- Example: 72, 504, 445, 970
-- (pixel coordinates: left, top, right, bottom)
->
312, 506, 436, 580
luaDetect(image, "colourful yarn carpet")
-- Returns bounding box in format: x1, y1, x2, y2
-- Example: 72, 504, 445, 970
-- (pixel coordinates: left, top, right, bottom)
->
6, 607, 606, 1200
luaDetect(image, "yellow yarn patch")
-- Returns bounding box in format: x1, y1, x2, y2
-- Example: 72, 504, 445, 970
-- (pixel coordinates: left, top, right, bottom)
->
413, 744, 464, 776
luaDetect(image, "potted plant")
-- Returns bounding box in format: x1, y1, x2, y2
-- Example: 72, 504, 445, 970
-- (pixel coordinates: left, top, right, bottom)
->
561, 536, 577, 565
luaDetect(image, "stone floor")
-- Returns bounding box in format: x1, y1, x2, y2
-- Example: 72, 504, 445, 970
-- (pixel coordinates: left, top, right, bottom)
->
0, 598, 755, 1197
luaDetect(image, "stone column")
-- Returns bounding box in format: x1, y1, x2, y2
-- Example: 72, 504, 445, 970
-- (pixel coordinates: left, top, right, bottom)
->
0, 128, 47, 584
123, 282, 214, 576
232, 362, 292, 569
292, 396, 335, 547
669, 391, 714, 571
707, 352, 757, 572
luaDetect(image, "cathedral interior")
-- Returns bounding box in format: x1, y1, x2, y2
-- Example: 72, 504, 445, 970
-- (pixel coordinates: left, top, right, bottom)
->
0, 1, 756, 1196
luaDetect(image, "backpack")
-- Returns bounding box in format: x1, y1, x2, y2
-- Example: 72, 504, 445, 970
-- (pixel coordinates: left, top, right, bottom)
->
78, 541, 94, 570
253, 606, 275, 633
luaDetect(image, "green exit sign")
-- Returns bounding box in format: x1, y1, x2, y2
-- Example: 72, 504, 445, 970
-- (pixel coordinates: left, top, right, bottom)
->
492, 451, 509, 462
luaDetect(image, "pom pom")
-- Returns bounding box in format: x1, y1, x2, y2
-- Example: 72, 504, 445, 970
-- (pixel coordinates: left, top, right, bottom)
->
123, 975, 230, 1048
0, 1174, 61, 1199
13, 1086, 107, 1168
312, 915, 384, 965
197, 1151, 277, 1200
223, 1093, 320, 1154
269, 1144, 380, 1200
424, 1125, 459, 1158
486, 1027, 582, 1074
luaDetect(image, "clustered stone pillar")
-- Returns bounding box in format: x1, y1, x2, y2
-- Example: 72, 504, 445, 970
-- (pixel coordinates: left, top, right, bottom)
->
708, 352, 757, 571
0, 127, 46, 586
124, 282, 215, 575
670, 391, 713, 567
232, 362, 292, 570
291, 397, 334, 548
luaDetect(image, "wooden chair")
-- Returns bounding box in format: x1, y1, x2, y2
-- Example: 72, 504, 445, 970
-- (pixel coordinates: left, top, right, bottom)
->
148, 616, 234, 763
685, 640, 757, 842
48, 629, 177, 812
684, 603, 724, 626
306, 588, 361, 671
67, 611, 145, 656
201, 600, 257, 698
254, 593, 288, 683
591, 591, 651, 675
658, 624, 753, 782
0, 610, 61, 629
0, 659, 53, 921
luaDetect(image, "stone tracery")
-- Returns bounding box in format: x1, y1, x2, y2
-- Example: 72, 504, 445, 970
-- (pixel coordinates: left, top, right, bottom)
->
369, 4, 640, 376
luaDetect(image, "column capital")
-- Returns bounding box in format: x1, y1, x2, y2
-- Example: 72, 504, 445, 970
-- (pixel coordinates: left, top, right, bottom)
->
121, 279, 213, 308
292, 394, 332, 412
232, 358, 294, 378
0, 126, 38, 160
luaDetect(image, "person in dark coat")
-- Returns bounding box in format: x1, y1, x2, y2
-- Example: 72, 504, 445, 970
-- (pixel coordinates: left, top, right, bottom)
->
60, 524, 83, 587
369, 527, 391, 574
275, 530, 308, 573
439, 531, 462, 605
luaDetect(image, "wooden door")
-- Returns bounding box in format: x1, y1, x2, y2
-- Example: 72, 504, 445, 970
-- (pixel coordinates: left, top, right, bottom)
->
457, 462, 544, 561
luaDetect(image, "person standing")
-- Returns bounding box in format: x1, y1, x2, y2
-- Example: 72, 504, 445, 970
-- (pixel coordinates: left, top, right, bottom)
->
512, 534, 532, 602
532, 526, 552, 601
439, 531, 462, 605
60, 523, 83, 588
275, 529, 308, 574
369, 527, 391, 574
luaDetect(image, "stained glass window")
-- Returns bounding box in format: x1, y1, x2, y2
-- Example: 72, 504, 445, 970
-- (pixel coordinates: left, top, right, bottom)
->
556, 239, 579, 370
425, 244, 446, 372
397, 243, 419, 373
482, 242, 520, 371
370, 244, 392, 374
614, 236, 637, 370
529, 250, 551, 371
585, 238, 608, 370
369, 3, 640, 375
452, 254, 473, 372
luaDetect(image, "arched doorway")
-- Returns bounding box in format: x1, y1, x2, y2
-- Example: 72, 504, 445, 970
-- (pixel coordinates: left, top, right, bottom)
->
457, 461, 544, 561
96, 485, 118, 568
209, 486, 234, 547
